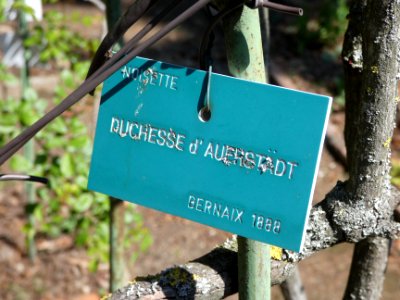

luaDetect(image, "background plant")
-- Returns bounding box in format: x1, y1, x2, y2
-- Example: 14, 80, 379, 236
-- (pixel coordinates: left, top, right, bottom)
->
0, 1, 152, 271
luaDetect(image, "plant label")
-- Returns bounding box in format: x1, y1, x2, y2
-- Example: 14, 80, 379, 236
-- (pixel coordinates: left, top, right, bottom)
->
88, 57, 331, 252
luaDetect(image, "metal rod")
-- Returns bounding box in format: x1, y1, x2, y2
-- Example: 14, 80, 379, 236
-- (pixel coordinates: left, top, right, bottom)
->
263, 1, 303, 16
249, 0, 303, 16
103, 0, 129, 293
109, 197, 127, 292
17, 0, 37, 262
221, 3, 271, 299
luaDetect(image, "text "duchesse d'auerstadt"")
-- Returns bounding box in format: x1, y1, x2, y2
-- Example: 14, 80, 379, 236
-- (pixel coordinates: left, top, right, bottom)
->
110, 117, 299, 180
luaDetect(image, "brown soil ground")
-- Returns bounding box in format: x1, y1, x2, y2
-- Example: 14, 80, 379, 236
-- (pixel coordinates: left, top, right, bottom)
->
0, 1, 399, 300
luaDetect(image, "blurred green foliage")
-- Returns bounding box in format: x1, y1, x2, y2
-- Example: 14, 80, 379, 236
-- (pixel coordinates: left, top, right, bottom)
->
391, 160, 400, 188
298, 0, 348, 49
0, 1, 152, 271
0, 0, 7, 22
26, 10, 99, 65
293, 0, 349, 108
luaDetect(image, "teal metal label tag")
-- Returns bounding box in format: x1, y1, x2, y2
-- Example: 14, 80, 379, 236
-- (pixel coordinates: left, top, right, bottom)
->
88, 57, 331, 252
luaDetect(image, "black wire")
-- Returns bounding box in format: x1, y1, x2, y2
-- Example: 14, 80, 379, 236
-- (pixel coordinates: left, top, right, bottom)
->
86, 0, 160, 93
0, 174, 48, 184
0, 0, 212, 166
121, 0, 185, 57
3, 0, 186, 159
199, 2, 243, 70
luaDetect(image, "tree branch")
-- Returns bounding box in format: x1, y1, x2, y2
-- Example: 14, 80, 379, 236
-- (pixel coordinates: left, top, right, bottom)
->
342, 0, 400, 297
280, 267, 307, 300
106, 183, 400, 300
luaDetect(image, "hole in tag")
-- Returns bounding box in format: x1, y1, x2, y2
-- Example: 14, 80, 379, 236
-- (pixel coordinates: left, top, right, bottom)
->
198, 106, 211, 122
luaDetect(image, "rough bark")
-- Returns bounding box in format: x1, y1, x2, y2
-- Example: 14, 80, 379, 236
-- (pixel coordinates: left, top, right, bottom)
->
106, 185, 400, 300
344, 238, 390, 300
342, 1, 366, 174
342, 0, 400, 299
107, 240, 296, 300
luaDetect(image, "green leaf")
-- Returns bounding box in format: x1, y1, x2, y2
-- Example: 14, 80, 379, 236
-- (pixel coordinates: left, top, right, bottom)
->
23, 87, 38, 102
49, 197, 60, 212
139, 230, 153, 252
39, 50, 52, 62
60, 153, 74, 177
61, 217, 77, 233
18, 102, 39, 126
37, 188, 50, 203
75, 229, 89, 246
74, 193, 94, 212
75, 218, 90, 246
11, 2, 36, 19
60, 70, 74, 88
47, 224, 62, 238
0, 63, 17, 83
49, 118, 68, 134
75, 175, 88, 189
0, 111, 19, 126
69, 135, 89, 149
74, 61, 90, 79
0, 125, 15, 135
25, 202, 39, 215
33, 98, 47, 114
10, 154, 33, 172
33, 204, 43, 222
391, 177, 400, 188
45, 135, 66, 148
82, 16, 92, 27
88, 259, 99, 273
